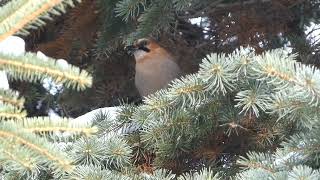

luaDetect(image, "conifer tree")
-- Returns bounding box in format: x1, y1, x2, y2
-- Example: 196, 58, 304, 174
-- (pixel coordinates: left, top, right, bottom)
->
1, 0, 320, 179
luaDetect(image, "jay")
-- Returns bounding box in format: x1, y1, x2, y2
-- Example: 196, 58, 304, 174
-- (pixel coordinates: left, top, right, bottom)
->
125, 38, 182, 97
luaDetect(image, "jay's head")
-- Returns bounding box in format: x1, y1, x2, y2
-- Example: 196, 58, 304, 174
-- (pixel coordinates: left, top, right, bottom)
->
125, 38, 171, 62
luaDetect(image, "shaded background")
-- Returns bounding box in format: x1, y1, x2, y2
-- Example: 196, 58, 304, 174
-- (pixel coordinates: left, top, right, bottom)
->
3, 0, 319, 118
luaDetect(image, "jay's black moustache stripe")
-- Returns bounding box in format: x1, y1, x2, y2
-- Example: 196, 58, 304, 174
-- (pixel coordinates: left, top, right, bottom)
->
138, 46, 150, 52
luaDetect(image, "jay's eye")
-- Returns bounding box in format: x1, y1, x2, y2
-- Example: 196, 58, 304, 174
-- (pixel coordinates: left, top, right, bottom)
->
136, 39, 150, 52
142, 40, 148, 46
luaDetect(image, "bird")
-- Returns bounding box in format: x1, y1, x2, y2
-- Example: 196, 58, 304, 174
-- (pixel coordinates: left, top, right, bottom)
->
125, 38, 182, 97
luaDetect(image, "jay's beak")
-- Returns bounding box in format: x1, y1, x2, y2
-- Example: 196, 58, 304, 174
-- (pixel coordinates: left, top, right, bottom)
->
124, 45, 138, 55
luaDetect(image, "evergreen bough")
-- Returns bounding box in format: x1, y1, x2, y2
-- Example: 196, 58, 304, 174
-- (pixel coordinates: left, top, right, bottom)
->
1, 0, 320, 179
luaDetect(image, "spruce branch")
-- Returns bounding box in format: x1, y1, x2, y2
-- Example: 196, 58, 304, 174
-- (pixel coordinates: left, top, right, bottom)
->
66, 165, 111, 180
103, 135, 132, 169
169, 74, 208, 108
128, 0, 174, 42
267, 91, 320, 127
179, 167, 221, 180
235, 82, 271, 117
68, 133, 132, 170
142, 169, 175, 179
71, 137, 108, 165
115, 0, 147, 21
173, 0, 193, 11
237, 152, 275, 173
252, 49, 296, 90
0, 104, 26, 120
67, 165, 142, 179
143, 89, 173, 114
0, 52, 92, 91
116, 103, 136, 124
129, 105, 152, 128
253, 50, 320, 116
138, 110, 200, 165
229, 46, 255, 77
0, 122, 74, 174
236, 157, 320, 179
253, 50, 320, 105
275, 130, 320, 167
288, 166, 320, 179
236, 123, 320, 178
235, 168, 279, 180
19, 117, 98, 137
91, 110, 120, 135
0, 88, 24, 109
199, 53, 236, 95
0, 0, 81, 41
0, 141, 42, 177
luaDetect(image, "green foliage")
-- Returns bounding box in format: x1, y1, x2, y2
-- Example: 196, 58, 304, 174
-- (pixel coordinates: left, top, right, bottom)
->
0, 89, 24, 108
0, 104, 26, 119
199, 53, 236, 95
0, 52, 92, 91
115, 0, 146, 22
129, 0, 174, 42
67, 165, 111, 180
178, 168, 220, 180
105, 0, 198, 44
19, 117, 97, 137
96, 0, 134, 51
0, 121, 74, 177
70, 134, 132, 169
